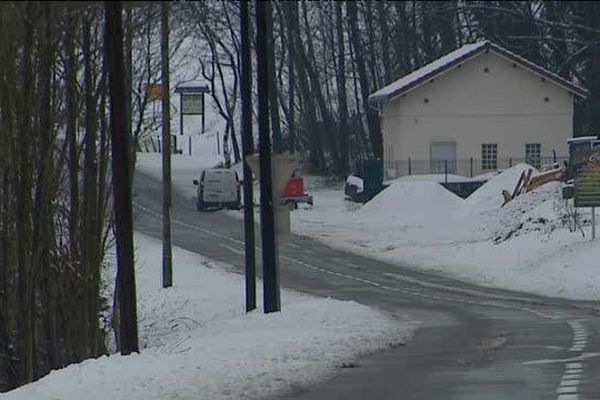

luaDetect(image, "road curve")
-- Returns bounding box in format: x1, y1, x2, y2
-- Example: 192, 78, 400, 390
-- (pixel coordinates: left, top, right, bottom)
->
133, 171, 600, 400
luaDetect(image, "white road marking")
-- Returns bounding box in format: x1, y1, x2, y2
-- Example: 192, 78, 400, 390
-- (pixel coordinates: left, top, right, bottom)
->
566, 362, 584, 369
524, 353, 600, 365
557, 386, 578, 394
219, 243, 244, 256
560, 379, 580, 386
136, 200, 593, 400
564, 369, 583, 374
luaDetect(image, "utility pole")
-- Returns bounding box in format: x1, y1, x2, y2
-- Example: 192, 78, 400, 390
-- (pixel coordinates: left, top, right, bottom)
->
240, 0, 256, 312
105, 0, 139, 355
161, 0, 173, 288
287, 3, 296, 154
256, 0, 280, 313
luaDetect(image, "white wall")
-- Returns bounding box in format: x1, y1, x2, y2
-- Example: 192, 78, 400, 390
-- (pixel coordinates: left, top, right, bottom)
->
381, 51, 574, 176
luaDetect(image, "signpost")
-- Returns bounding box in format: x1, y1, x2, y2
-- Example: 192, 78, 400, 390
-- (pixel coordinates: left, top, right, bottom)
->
572, 141, 600, 239
174, 83, 210, 136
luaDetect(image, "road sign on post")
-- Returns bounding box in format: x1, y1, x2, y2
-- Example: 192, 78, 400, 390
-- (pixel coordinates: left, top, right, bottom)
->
572, 140, 600, 239
174, 83, 210, 136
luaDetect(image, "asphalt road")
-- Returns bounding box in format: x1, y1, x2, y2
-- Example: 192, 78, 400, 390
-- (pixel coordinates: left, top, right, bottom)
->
133, 171, 600, 400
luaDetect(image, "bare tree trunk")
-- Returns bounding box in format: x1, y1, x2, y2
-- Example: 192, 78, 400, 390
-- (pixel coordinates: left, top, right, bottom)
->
65, 13, 80, 263
347, 1, 382, 160
267, 4, 283, 154
16, 2, 35, 384
82, 10, 102, 358
335, 2, 350, 174
105, 0, 139, 356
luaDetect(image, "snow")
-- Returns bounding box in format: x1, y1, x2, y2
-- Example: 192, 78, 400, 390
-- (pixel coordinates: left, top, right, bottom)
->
567, 136, 598, 144
3, 233, 415, 400
286, 165, 600, 301
369, 41, 487, 103
466, 163, 536, 212
369, 39, 587, 104
135, 151, 600, 302
346, 175, 364, 193
136, 131, 223, 199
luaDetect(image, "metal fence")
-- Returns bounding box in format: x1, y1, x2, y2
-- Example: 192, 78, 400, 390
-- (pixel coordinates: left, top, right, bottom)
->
384, 156, 569, 181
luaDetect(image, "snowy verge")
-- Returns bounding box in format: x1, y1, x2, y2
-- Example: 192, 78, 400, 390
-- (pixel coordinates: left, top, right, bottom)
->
3, 233, 415, 400
286, 166, 600, 301
135, 157, 600, 301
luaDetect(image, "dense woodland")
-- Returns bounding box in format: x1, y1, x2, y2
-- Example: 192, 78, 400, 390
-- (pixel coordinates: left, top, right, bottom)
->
1, 0, 600, 392
175, 1, 600, 175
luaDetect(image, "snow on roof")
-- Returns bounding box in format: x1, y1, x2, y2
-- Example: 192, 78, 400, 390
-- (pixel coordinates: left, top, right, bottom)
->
369, 41, 487, 104
567, 136, 599, 143
174, 80, 210, 93
369, 40, 588, 105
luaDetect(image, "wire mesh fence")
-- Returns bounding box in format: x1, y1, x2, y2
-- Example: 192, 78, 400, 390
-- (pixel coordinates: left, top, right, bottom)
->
384, 156, 569, 181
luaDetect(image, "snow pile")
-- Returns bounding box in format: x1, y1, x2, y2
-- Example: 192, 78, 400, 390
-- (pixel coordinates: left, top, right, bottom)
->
491, 181, 565, 243
346, 175, 364, 193
466, 163, 538, 212
4, 233, 415, 400
359, 180, 463, 223
286, 164, 600, 300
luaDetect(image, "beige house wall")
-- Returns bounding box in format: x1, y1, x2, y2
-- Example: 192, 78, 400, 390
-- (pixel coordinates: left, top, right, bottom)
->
381, 51, 574, 177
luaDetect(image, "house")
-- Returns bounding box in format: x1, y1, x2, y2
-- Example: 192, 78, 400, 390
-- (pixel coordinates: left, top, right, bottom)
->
368, 40, 588, 179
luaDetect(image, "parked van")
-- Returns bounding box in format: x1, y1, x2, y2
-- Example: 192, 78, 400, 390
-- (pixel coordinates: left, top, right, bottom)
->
193, 168, 241, 211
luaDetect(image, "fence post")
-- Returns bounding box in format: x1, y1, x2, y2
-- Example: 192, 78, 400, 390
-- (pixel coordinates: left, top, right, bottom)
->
509, 157, 512, 168
408, 157, 412, 175
189, 135, 192, 156
470, 157, 473, 178
158, 136, 162, 153
445, 160, 448, 183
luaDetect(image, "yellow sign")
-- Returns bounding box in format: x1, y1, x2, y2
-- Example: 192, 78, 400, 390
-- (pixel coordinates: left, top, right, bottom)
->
574, 149, 600, 207
146, 84, 165, 101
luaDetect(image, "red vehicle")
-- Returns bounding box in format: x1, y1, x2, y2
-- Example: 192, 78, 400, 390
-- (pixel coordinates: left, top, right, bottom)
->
281, 176, 313, 209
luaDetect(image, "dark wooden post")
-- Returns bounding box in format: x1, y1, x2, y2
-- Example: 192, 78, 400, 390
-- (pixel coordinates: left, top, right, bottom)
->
105, 0, 139, 355
256, 0, 280, 313
160, 1, 173, 288
470, 157, 473, 178
241, 0, 256, 312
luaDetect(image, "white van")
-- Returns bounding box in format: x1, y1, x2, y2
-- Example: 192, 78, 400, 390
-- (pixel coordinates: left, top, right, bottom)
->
193, 168, 241, 211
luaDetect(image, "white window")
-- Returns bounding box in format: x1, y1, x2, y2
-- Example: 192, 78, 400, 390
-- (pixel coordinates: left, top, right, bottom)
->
525, 143, 541, 169
481, 144, 497, 170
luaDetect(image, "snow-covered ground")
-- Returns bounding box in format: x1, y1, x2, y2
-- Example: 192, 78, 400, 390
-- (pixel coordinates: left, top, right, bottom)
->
3, 233, 415, 400
289, 165, 600, 301
137, 152, 600, 301
136, 130, 224, 191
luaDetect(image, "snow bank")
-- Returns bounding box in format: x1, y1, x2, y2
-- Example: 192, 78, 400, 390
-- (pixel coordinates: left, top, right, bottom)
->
287, 165, 600, 300
466, 163, 537, 211
4, 234, 415, 400
359, 180, 463, 222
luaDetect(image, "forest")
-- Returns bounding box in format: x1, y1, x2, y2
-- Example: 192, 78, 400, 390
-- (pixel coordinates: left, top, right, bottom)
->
1, 0, 599, 391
